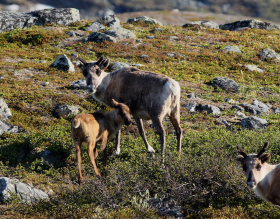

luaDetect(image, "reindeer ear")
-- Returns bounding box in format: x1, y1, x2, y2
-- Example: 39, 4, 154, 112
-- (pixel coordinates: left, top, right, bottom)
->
237, 155, 245, 162
111, 99, 120, 107
259, 153, 271, 164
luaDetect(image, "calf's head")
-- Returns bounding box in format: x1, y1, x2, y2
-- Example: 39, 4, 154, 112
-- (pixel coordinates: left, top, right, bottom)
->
237, 142, 271, 189
78, 56, 110, 93
112, 99, 132, 126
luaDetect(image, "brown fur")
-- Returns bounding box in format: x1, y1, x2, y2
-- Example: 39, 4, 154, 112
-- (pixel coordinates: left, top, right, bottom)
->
78, 57, 182, 157
71, 100, 132, 183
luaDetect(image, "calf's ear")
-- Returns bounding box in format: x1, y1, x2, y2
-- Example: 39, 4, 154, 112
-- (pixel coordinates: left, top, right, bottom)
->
111, 99, 120, 107
259, 153, 271, 164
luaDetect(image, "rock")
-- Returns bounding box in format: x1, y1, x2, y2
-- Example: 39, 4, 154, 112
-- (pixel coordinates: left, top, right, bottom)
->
140, 54, 150, 59
0, 98, 12, 120
0, 8, 80, 32
40, 149, 61, 167
71, 79, 87, 90
0, 75, 4, 80
186, 93, 196, 99
50, 54, 75, 72
212, 77, 240, 92
53, 104, 79, 119
169, 36, 179, 41
41, 81, 49, 86
88, 32, 117, 43
110, 62, 130, 71
105, 26, 136, 40
29, 8, 80, 26
240, 100, 270, 115
240, 116, 268, 129
150, 28, 164, 33
0, 177, 49, 204
232, 105, 244, 111
66, 30, 86, 37
244, 64, 264, 73
235, 111, 247, 119
252, 100, 270, 113
147, 35, 155, 39
0, 11, 36, 32
196, 104, 221, 115
0, 120, 23, 135
186, 101, 197, 112
182, 20, 219, 29
127, 16, 161, 25
97, 14, 120, 28
225, 98, 235, 104
274, 108, 280, 114
96, 9, 115, 17
222, 46, 242, 53
86, 22, 105, 32
260, 48, 280, 61
220, 19, 280, 31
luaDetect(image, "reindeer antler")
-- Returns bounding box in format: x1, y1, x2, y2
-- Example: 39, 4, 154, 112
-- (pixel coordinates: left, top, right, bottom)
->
257, 142, 269, 157
237, 146, 247, 158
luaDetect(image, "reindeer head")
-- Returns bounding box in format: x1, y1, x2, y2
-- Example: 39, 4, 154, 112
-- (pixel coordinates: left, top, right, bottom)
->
78, 56, 110, 93
112, 99, 132, 126
237, 142, 271, 189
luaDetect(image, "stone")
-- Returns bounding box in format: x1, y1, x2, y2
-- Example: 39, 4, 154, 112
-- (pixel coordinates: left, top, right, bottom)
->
40, 149, 61, 167
66, 30, 86, 37
53, 104, 80, 119
182, 20, 219, 29
232, 105, 244, 111
96, 9, 115, 17
0, 120, 23, 136
274, 108, 280, 114
105, 26, 136, 40
222, 46, 242, 53
225, 98, 235, 104
212, 77, 240, 92
219, 19, 280, 31
150, 28, 164, 33
127, 16, 161, 25
88, 32, 117, 43
186, 93, 196, 99
240, 116, 268, 129
50, 54, 75, 72
244, 64, 264, 73
0, 177, 49, 204
186, 101, 197, 112
196, 104, 221, 115
71, 80, 87, 90
260, 48, 280, 61
98, 14, 120, 28
235, 111, 247, 119
29, 8, 80, 26
252, 100, 270, 113
240, 100, 270, 115
147, 36, 155, 39
140, 54, 150, 59
110, 62, 130, 71
0, 98, 12, 120
86, 22, 105, 32
169, 36, 179, 41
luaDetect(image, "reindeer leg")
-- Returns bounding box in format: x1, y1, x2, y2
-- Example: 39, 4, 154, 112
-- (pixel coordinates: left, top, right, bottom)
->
169, 111, 182, 155
136, 118, 155, 153
152, 117, 166, 158
114, 130, 121, 155
75, 141, 83, 184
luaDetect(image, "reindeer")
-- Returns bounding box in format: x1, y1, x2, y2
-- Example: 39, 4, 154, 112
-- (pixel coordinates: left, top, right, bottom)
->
237, 142, 280, 206
71, 99, 132, 183
77, 56, 182, 157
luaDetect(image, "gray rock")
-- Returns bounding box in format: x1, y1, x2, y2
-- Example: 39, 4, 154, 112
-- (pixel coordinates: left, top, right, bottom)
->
225, 98, 235, 104
150, 28, 164, 33
244, 64, 264, 73
212, 77, 240, 92
96, 9, 115, 17
105, 26, 136, 40
40, 149, 61, 167
29, 8, 80, 26
0, 98, 12, 120
66, 30, 86, 37
140, 54, 150, 59
240, 116, 268, 129
71, 79, 87, 89
235, 111, 247, 119
110, 62, 130, 71
196, 104, 221, 115
169, 36, 179, 41
183, 20, 219, 29
86, 22, 105, 32
0, 120, 23, 135
53, 104, 79, 119
147, 35, 155, 39
252, 100, 270, 113
260, 48, 280, 61
186, 101, 197, 112
240, 100, 270, 114
222, 46, 242, 53
127, 16, 161, 25
88, 32, 117, 43
274, 108, 280, 114
220, 19, 280, 31
0, 177, 49, 204
50, 54, 75, 72
232, 105, 244, 111
97, 14, 120, 28
186, 93, 196, 99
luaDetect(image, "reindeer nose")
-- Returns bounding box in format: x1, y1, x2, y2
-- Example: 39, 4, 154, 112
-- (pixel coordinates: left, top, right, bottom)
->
247, 181, 256, 188
87, 85, 96, 93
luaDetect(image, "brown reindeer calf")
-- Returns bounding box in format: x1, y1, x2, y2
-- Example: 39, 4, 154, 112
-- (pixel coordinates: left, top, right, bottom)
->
71, 99, 132, 183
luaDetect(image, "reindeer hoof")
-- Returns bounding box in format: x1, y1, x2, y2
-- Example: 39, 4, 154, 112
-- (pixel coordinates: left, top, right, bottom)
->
113, 150, 121, 155
148, 147, 156, 153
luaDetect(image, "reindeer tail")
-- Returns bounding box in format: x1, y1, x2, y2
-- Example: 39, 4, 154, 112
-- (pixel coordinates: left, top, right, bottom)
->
72, 117, 81, 129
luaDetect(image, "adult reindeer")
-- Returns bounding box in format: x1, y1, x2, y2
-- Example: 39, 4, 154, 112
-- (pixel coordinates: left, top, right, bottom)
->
78, 56, 182, 157
237, 142, 280, 206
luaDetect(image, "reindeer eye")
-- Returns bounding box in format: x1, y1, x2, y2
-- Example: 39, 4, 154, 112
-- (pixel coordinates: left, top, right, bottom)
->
256, 164, 261, 171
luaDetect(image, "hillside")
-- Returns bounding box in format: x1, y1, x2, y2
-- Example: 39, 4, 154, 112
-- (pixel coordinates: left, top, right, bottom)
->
0, 10, 280, 218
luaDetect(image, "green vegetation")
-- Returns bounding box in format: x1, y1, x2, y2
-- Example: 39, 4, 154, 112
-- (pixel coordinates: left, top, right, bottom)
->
0, 21, 279, 218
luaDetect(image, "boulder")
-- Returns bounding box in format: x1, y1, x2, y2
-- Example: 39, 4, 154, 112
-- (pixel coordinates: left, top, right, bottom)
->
53, 104, 79, 119
222, 46, 242, 53
212, 77, 240, 92
260, 48, 280, 61
0, 98, 12, 120
127, 16, 161, 25
220, 19, 280, 31
50, 54, 75, 72
182, 20, 219, 29
240, 100, 270, 114
0, 177, 49, 204
196, 104, 221, 115
29, 8, 80, 26
240, 116, 268, 129
0, 120, 22, 136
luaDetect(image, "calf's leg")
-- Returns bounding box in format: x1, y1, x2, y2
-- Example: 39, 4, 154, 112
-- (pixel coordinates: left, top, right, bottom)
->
75, 141, 83, 183
88, 139, 101, 176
